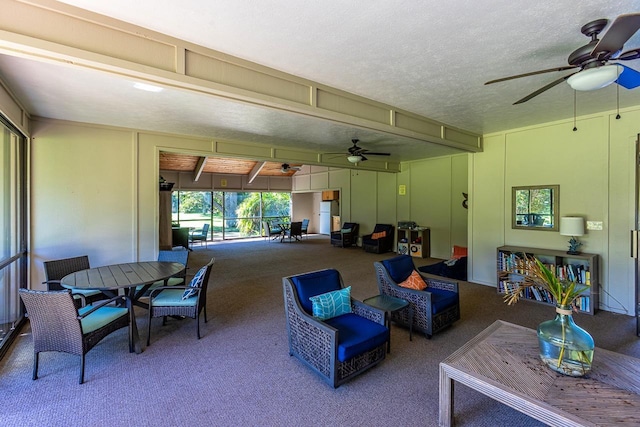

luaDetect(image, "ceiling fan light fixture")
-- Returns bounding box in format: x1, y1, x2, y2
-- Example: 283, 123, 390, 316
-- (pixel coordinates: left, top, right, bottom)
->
347, 155, 362, 163
567, 64, 622, 91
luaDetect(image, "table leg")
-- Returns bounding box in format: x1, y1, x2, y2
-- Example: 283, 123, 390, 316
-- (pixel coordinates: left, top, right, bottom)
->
439, 366, 454, 427
125, 293, 142, 354
386, 311, 391, 353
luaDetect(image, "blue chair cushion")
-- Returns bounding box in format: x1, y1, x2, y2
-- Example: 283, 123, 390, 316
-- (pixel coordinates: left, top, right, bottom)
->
78, 305, 128, 334
381, 255, 415, 283
291, 269, 342, 314
428, 288, 459, 315
153, 289, 198, 307
324, 313, 389, 362
309, 286, 352, 320
182, 264, 207, 300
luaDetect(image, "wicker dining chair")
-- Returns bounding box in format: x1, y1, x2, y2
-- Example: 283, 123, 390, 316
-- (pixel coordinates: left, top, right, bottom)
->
43, 255, 106, 306
135, 249, 189, 295
19, 289, 130, 384
146, 257, 215, 344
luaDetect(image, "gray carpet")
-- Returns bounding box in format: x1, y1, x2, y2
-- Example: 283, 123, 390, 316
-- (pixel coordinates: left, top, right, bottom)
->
2, 235, 639, 427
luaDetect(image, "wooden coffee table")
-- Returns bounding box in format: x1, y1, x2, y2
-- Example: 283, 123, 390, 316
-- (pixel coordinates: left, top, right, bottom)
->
439, 320, 640, 426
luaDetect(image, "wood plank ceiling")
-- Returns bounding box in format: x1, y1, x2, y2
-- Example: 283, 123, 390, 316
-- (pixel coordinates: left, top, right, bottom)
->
159, 152, 301, 177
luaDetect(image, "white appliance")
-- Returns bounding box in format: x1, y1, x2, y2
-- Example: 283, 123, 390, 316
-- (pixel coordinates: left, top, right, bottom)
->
319, 201, 339, 235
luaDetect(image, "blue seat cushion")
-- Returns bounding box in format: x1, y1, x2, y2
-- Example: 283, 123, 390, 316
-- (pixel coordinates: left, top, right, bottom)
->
291, 269, 341, 314
153, 289, 198, 307
324, 313, 389, 362
78, 305, 128, 334
429, 288, 459, 315
381, 255, 415, 283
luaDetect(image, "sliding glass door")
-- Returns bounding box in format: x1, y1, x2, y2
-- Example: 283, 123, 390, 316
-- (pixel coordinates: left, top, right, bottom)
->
0, 117, 27, 358
172, 190, 291, 240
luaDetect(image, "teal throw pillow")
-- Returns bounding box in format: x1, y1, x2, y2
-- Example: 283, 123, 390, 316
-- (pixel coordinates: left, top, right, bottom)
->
181, 265, 207, 300
340, 228, 352, 234
309, 286, 352, 320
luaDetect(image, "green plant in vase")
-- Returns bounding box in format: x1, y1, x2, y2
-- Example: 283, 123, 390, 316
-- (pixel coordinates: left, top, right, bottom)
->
500, 254, 594, 376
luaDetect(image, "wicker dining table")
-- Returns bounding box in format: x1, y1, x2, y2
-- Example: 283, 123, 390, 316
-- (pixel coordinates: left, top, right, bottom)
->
61, 261, 185, 354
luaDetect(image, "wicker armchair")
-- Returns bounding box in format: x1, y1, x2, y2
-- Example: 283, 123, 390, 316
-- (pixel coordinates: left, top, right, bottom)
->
300, 219, 309, 238
362, 224, 395, 254
136, 249, 190, 295
18, 289, 130, 384
374, 255, 460, 338
283, 268, 389, 388
43, 255, 106, 306
330, 222, 359, 247
147, 257, 215, 345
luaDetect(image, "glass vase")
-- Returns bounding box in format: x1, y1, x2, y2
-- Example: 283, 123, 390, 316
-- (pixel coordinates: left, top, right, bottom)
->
537, 304, 594, 377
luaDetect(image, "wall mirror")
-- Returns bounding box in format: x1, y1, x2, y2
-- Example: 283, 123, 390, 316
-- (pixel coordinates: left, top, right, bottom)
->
512, 185, 559, 231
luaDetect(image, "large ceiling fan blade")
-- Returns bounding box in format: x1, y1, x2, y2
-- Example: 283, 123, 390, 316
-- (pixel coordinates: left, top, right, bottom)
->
591, 13, 640, 59
485, 66, 577, 85
513, 74, 575, 105
361, 151, 390, 156
616, 64, 640, 89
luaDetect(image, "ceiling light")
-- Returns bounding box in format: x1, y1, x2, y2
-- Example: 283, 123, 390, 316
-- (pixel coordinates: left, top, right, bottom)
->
347, 155, 362, 164
567, 64, 622, 91
133, 82, 163, 92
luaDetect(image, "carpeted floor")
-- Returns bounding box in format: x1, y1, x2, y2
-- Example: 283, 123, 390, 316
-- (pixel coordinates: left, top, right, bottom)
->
1, 235, 639, 426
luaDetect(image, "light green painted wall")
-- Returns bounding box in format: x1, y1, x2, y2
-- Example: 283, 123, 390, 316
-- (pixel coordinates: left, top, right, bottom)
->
471, 106, 640, 315
30, 120, 137, 287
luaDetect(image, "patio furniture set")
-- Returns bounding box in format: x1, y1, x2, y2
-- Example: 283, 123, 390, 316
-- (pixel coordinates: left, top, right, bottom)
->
20, 251, 214, 383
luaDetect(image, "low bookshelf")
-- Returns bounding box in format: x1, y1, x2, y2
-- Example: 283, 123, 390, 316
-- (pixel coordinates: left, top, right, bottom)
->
497, 245, 599, 315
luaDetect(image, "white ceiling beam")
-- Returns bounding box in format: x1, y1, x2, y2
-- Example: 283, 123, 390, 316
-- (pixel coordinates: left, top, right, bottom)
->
193, 156, 207, 181
248, 161, 266, 183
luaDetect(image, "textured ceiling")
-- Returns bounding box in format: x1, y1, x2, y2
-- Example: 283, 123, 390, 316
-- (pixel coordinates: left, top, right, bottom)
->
2, 0, 640, 163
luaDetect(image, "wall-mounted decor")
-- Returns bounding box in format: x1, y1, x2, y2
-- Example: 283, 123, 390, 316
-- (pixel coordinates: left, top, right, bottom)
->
512, 185, 559, 231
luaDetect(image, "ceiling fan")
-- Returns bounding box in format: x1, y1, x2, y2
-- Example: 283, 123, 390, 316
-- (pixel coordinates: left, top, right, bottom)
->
486, 13, 640, 104
327, 139, 391, 163
280, 163, 301, 173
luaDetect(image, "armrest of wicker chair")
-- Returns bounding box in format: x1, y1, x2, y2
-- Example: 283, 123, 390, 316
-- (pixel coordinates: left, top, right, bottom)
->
351, 299, 385, 324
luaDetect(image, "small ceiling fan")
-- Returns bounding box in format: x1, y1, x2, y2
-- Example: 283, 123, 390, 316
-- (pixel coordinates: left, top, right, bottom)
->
327, 139, 391, 163
486, 13, 640, 104
280, 163, 301, 173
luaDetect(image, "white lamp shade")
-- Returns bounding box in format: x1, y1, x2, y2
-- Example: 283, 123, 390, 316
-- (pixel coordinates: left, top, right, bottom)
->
560, 217, 584, 236
567, 64, 621, 91
347, 155, 362, 163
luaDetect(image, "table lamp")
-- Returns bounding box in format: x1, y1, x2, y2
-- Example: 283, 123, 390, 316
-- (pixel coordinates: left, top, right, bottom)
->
560, 216, 584, 255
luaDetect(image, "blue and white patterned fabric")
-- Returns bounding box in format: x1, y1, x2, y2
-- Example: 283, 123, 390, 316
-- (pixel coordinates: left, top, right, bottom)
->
181, 264, 207, 300
309, 286, 352, 320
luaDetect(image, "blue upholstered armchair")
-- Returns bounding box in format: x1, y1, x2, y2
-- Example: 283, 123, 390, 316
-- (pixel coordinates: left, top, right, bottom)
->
282, 268, 389, 387
362, 224, 395, 254
374, 255, 460, 338
330, 222, 359, 248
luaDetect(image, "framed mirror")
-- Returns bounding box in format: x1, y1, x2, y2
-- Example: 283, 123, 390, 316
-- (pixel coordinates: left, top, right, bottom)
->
512, 185, 559, 231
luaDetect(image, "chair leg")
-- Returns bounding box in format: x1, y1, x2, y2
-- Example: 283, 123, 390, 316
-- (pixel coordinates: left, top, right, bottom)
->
147, 317, 152, 346
196, 313, 201, 339
203, 305, 208, 323
32, 352, 39, 380
79, 354, 85, 384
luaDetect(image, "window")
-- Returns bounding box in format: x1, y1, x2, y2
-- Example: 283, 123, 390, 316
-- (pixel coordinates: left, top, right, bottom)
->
172, 191, 291, 240
0, 117, 27, 358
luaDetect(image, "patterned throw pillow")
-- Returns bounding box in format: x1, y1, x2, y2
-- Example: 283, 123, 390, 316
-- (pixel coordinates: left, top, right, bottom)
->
309, 286, 352, 320
398, 270, 427, 290
181, 265, 207, 300
340, 228, 352, 234
371, 231, 387, 239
